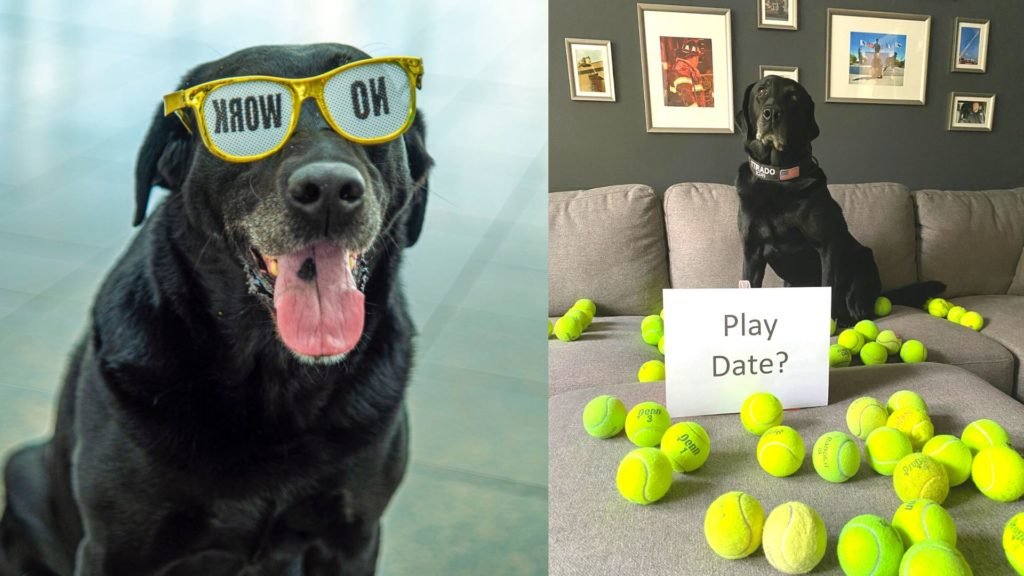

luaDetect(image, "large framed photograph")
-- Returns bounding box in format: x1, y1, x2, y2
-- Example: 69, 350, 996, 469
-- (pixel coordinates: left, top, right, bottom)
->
758, 0, 797, 31
637, 4, 733, 133
951, 18, 990, 73
564, 38, 616, 102
948, 92, 995, 132
826, 9, 931, 105
760, 65, 799, 83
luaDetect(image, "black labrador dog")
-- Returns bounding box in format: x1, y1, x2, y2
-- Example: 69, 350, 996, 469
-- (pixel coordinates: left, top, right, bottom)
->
735, 75, 941, 323
0, 43, 430, 576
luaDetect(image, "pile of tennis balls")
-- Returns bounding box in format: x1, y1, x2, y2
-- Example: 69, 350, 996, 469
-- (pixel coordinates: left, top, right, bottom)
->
830, 318, 929, 368
550, 299, 596, 341
925, 297, 986, 331
636, 309, 666, 382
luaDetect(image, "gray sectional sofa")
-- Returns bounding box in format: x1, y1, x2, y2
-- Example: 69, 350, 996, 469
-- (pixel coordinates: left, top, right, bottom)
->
548, 183, 1024, 575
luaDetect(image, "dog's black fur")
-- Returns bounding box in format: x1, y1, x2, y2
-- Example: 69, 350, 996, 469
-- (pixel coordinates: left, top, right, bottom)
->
0, 43, 430, 576
735, 76, 942, 323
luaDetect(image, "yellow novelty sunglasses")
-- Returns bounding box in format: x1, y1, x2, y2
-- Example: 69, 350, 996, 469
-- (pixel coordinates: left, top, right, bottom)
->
164, 56, 423, 163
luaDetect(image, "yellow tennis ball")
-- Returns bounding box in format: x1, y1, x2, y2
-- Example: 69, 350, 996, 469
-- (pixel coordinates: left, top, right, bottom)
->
847, 396, 889, 440
615, 447, 673, 505
572, 298, 596, 318
893, 453, 950, 504
553, 315, 582, 342
887, 390, 929, 416
660, 421, 710, 472
567, 307, 592, 330
854, 319, 880, 342
830, 318, 837, 336
757, 425, 805, 478
972, 445, 1024, 502
548, 318, 553, 337
740, 392, 784, 435
891, 498, 957, 548
865, 426, 913, 476
624, 401, 671, 447
581, 395, 626, 439
899, 340, 928, 363
812, 431, 861, 483
874, 296, 893, 317
860, 341, 888, 366
961, 418, 1011, 455
829, 344, 852, 368
947, 305, 967, 323
928, 298, 952, 318
704, 491, 765, 559
762, 501, 827, 574
637, 360, 665, 382
887, 408, 934, 450
876, 329, 902, 355
837, 514, 904, 576
837, 329, 865, 354
899, 540, 972, 576
1004, 512, 1024, 575
922, 435, 974, 486
960, 310, 984, 331
641, 314, 664, 345
657, 335, 665, 355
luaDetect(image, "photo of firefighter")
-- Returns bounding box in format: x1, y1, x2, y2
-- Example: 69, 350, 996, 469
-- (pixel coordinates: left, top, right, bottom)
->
660, 36, 714, 108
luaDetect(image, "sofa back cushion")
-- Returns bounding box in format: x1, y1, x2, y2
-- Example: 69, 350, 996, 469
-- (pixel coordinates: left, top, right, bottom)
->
916, 188, 1024, 297
549, 184, 669, 316
665, 182, 918, 290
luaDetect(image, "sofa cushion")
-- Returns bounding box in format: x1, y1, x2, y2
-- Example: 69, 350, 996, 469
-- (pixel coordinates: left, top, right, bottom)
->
549, 185, 669, 316
916, 188, 1024, 297
950, 295, 1024, 401
548, 316, 660, 397
664, 182, 917, 291
1008, 248, 1024, 295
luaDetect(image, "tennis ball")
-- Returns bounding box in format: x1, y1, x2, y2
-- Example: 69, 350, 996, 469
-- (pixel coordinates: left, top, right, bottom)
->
657, 335, 665, 355
855, 319, 880, 342
581, 395, 626, 439
831, 318, 837, 336
837, 514, 904, 576
928, 298, 952, 318
838, 329, 866, 354
740, 392, 784, 435
762, 501, 827, 574
847, 396, 889, 440
1004, 512, 1024, 575
757, 425, 805, 477
874, 296, 893, 317
625, 401, 671, 447
548, 319, 553, 337
960, 310, 984, 331
899, 339, 928, 363
704, 491, 765, 559
641, 314, 663, 345
829, 344, 852, 368
637, 360, 665, 382
553, 315, 582, 342
615, 447, 672, 505
893, 453, 950, 504
947, 305, 967, 323
572, 298, 596, 319
887, 390, 928, 416
972, 445, 1024, 502
661, 421, 710, 472
961, 418, 1011, 455
891, 498, 957, 548
812, 431, 861, 483
860, 341, 889, 366
660, 308, 664, 319
887, 408, 934, 450
865, 426, 913, 476
565, 308, 590, 332
922, 435, 973, 487
876, 329, 903, 355
899, 540, 973, 576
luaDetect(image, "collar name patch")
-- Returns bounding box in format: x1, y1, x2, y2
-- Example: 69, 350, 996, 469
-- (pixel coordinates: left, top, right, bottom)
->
749, 158, 801, 182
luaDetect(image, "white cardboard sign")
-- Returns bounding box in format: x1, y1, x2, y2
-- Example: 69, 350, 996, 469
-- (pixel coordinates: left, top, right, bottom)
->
663, 287, 830, 418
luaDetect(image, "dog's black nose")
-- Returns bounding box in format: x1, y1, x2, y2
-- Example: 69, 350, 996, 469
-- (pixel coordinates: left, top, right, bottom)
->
285, 162, 365, 220
762, 107, 783, 122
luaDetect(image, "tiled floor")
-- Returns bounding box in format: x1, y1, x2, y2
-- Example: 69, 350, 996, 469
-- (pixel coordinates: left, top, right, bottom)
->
0, 1, 547, 574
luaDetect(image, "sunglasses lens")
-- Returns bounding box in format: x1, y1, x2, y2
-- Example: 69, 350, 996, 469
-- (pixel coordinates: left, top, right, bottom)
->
323, 62, 412, 142
201, 81, 294, 159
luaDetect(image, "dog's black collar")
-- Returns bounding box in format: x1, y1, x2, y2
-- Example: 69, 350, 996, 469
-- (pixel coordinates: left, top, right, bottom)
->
748, 157, 818, 182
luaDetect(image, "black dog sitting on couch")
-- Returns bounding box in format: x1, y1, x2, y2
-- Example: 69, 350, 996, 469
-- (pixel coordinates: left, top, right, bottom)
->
734, 75, 942, 324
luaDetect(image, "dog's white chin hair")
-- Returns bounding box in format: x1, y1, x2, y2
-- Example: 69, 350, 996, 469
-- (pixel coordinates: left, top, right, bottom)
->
290, 350, 348, 365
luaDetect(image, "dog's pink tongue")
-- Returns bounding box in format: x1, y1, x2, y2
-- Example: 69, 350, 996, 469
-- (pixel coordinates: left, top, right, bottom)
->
273, 242, 364, 357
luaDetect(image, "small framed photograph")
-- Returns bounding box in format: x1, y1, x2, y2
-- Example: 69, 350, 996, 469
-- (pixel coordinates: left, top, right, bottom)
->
760, 65, 799, 83
952, 18, 990, 73
758, 0, 797, 31
564, 38, 616, 102
826, 9, 931, 105
948, 92, 995, 132
637, 4, 734, 133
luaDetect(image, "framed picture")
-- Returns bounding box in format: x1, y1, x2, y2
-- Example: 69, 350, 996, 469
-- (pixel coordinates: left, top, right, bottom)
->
825, 9, 931, 105
637, 4, 734, 133
948, 92, 995, 132
564, 38, 616, 102
951, 18, 990, 73
758, 0, 797, 31
760, 65, 799, 83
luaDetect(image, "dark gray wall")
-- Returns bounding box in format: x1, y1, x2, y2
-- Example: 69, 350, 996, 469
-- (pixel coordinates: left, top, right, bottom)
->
550, 0, 1023, 193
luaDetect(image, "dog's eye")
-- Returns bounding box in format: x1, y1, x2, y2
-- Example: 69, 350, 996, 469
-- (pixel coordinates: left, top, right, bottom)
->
757, 86, 768, 96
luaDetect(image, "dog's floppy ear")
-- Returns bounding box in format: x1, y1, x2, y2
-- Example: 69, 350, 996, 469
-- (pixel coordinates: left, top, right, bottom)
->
133, 105, 194, 226
805, 91, 820, 142
735, 81, 756, 140
402, 111, 432, 247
